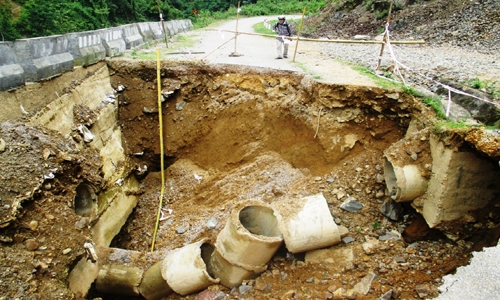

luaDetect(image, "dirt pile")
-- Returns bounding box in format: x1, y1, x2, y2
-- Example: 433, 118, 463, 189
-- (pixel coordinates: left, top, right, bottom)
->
304, 0, 500, 53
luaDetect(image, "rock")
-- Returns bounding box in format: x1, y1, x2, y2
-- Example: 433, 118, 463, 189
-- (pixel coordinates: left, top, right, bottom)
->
333, 287, 347, 299
197, 290, 226, 300
380, 199, 402, 221
75, 217, 88, 230
176, 224, 189, 234
176, 101, 186, 111
378, 230, 402, 241
346, 289, 357, 299
238, 285, 253, 294
0, 138, 5, 152
379, 289, 392, 300
353, 272, 377, 295
206, 217, 218, 230
338, 225, 349, 237
340, 198, 363, 212
254, 280, 272, 293
29, 220, 38, 231
415, 284, 435, 298
305, 247, 354, 271
362, 236, 380, 254
62, 248, 72, 255
25, 239, 39, 251
342, 237, 355, 244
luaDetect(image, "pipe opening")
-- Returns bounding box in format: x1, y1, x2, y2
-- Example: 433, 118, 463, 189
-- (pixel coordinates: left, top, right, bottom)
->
200, 243, 216, 278
239, 206, 281, 237
74, 183, 97, 216
384, 157, 399, 200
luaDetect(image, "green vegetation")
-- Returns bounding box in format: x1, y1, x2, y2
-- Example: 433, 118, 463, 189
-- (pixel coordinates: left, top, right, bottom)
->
433, 120, 471, 134
371, 221, 381, 230
0, 0, 326, 41
465, 77, 500, 100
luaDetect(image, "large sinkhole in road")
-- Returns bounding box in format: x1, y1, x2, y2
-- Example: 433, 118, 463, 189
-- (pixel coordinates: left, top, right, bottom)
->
108, 61, 414, 252
97, 61, 500, 298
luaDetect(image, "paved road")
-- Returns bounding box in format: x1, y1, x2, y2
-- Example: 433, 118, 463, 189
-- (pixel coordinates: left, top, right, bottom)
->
163, 16, 378, 86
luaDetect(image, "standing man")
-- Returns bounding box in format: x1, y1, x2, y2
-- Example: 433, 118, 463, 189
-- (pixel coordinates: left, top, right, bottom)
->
272, 16, 292, 59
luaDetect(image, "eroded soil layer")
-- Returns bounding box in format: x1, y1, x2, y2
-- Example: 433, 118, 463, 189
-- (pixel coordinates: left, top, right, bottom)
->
1, 60, 499, 300
107, 61, 474, 299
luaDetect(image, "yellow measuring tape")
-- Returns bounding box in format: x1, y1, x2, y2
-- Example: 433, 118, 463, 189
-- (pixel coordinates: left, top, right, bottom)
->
151, 48, 166, 252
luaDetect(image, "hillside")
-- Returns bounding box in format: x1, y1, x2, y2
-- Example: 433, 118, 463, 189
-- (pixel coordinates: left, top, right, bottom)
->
303, 0, 500, 54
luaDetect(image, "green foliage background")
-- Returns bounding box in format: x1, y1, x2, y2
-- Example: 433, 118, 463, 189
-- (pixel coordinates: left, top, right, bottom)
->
0, 0, 327, 41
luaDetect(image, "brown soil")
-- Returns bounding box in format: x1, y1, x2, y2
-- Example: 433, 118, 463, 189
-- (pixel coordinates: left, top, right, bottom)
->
1, 11, 500, 300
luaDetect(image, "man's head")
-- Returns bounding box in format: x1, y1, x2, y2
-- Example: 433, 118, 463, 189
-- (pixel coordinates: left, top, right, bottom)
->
278, 15, 285, 22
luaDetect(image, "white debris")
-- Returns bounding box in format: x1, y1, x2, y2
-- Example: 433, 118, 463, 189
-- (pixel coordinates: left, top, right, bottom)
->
77, 124, 94, 143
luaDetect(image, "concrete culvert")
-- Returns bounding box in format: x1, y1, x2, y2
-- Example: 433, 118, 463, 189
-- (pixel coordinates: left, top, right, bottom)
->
210, 200, 283, 287
383, 157, 428, 202
74, 183, 97, 216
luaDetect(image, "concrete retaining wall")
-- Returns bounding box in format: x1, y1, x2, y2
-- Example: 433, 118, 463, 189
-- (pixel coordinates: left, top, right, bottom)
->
0, 42, 25, 91
0, 19, 193, 91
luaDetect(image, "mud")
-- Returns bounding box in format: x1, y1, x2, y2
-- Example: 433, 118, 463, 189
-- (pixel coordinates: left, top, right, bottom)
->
1, 58, 499, 300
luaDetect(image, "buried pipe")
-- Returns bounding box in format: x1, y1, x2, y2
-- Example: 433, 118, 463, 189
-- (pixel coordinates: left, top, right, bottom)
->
96, 264, 144, 296
210, 200, 283, 287
161, 240, 220, 296
272, 193, 341, 253
139, 260, 173, 300
383, 157, 428, 202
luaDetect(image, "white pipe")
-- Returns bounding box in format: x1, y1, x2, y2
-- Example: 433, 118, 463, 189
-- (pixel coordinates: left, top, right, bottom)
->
273, 193, 341, 253
161, 240, 219, 296
384, 158, 428, 202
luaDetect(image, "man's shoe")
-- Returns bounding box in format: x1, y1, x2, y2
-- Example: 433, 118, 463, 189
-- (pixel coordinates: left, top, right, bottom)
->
276, 56, 283, 59
283, 55, 288, 58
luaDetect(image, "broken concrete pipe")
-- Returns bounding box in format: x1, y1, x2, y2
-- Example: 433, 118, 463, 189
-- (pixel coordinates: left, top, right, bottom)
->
161, 239, 219, 296
96, 264, 144, 297
139, 260, 173, 300
383, 157, 428, 202
272, 193, 341, 253
210, 200, 283, 287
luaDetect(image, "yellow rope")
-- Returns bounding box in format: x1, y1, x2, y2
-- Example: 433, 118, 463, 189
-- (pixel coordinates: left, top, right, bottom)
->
151, 48, 166, 252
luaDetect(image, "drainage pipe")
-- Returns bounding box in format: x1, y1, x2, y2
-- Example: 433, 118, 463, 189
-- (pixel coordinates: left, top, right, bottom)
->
96, 264, 144, 296
161, 240, 219, 296
273, 193, 341, 253
209, 200, 283, 287
139, 260, 173, 300
384, 157, 428, 202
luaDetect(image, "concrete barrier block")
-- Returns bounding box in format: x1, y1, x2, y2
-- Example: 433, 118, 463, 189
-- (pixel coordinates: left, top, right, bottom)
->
100, 28, 126, 57
0, 42, 25, 91
165, 21, 177, 35
14, 35, 74, 82
120, 24, 143, 49
137, 22, 154, 43
148, 22, 167, 40
68, 31, 106, 66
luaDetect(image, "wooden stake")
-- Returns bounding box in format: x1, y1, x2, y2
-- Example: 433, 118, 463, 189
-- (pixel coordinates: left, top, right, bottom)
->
292, 6, 307, 63
376, 1, 393, 70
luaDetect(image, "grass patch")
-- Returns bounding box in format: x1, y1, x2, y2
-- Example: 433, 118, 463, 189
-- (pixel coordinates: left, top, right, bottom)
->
293, 61, 321, 79
433, 120, 472, 134
344, 61, 401, 90
465, 77, 500, 100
